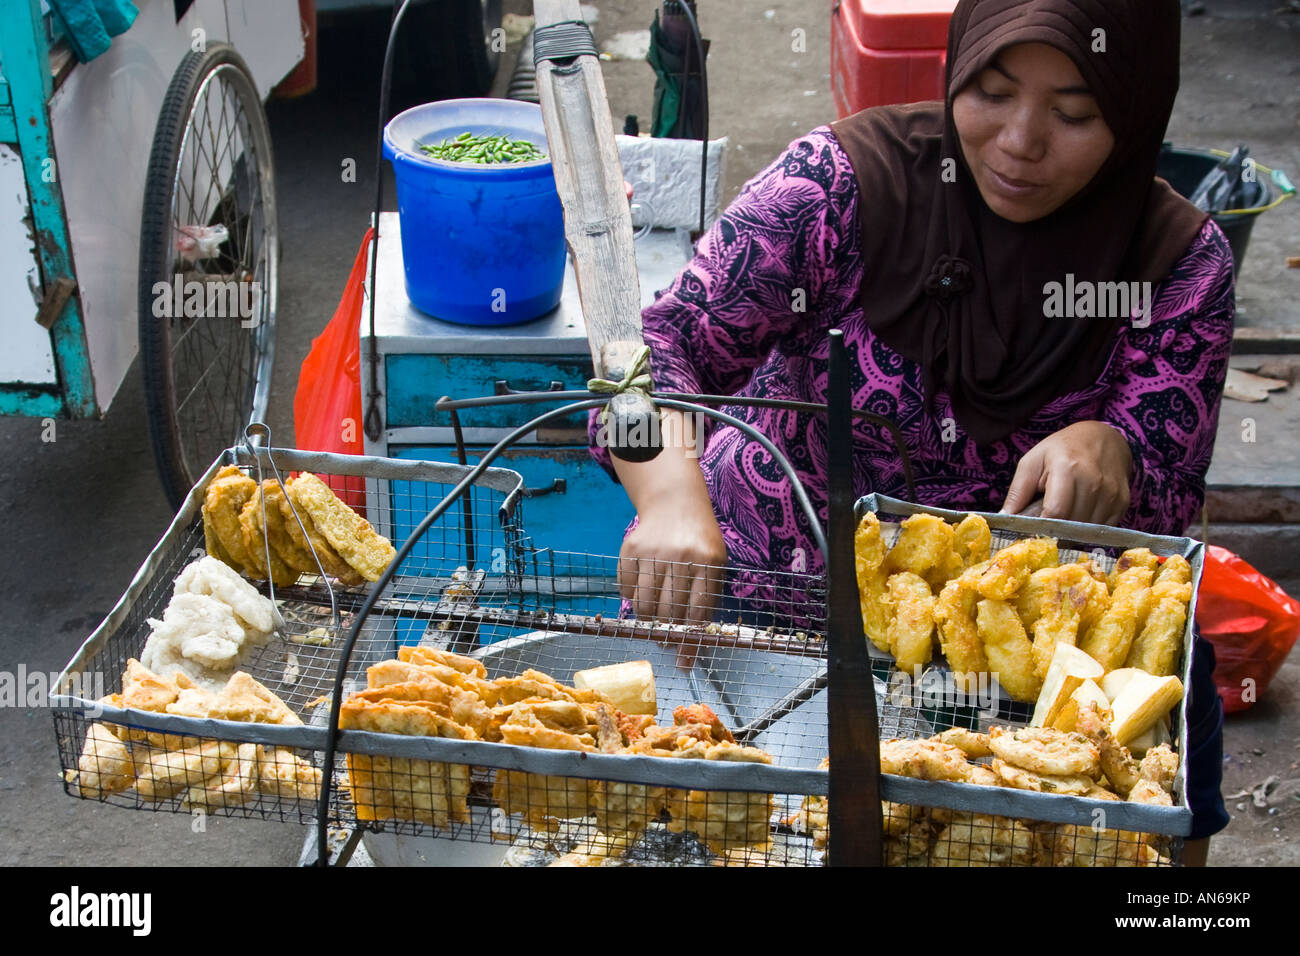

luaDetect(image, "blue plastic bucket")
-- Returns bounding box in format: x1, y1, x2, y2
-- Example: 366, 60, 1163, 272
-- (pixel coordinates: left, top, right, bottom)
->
382, 99, 566, 325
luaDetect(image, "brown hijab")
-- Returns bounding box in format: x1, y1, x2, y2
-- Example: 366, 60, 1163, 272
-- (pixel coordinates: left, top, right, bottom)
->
830, 0, 1207, 446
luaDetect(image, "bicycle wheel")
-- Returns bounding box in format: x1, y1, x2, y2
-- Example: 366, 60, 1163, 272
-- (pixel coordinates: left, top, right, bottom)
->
139, 43, 278, 511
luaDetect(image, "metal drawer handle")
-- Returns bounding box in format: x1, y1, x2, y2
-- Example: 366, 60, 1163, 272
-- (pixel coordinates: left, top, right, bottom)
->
522, 478, 567, 498
495, 379, 565, 396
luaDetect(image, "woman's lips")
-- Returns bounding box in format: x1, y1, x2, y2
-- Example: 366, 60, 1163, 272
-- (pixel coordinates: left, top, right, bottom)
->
986, 165, 1044, 197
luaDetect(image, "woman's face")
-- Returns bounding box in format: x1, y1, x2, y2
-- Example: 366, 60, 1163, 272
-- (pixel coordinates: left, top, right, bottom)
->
952, 42, 1115, 223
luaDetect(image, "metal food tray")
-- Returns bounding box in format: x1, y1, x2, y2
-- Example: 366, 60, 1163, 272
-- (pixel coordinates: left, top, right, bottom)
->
857, 493, 1202, 838
50, 445, 528, 823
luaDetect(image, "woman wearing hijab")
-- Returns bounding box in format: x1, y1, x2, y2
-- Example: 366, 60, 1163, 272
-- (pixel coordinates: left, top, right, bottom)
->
591, 0, 1232, 856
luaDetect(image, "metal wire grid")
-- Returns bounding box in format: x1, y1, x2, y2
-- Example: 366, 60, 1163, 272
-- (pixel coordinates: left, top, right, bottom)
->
55, 716, 324, 824
53, 448, 525, 821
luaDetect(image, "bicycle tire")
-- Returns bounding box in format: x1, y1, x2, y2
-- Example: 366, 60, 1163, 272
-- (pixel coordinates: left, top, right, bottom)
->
139, 43, 279, 511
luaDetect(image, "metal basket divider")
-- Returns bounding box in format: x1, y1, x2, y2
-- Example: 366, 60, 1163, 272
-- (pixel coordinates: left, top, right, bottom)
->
311, 392, 857, 865
242, 423, 342, 639
824, 328, 883, 865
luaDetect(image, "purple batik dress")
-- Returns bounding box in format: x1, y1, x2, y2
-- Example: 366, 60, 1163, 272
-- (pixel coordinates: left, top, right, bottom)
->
589, 126, 1235, 839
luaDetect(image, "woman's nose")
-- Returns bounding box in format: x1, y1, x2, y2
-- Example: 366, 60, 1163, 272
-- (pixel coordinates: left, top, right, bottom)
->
995, 104, 1048, 163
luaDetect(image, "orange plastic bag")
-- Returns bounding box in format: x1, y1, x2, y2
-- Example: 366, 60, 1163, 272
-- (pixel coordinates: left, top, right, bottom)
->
293, 228, 373, 512
1195, 544, 1300, 713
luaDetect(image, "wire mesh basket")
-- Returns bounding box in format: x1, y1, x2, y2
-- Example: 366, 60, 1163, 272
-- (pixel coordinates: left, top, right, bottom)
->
53, 435, 1201, 867
52, 443, 527, 824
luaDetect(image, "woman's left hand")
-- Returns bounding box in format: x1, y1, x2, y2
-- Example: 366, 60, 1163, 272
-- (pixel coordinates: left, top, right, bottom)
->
1000, 421, 1134, 525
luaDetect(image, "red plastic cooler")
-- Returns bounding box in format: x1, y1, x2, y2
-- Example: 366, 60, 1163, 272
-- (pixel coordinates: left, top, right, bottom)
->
831, 0, 958, 118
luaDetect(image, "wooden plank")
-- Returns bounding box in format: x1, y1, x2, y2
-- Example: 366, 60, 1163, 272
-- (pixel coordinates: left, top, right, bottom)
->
533, 0, 660, 462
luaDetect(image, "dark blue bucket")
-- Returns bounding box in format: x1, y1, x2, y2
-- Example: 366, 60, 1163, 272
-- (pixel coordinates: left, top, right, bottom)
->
383, 99, 566, 325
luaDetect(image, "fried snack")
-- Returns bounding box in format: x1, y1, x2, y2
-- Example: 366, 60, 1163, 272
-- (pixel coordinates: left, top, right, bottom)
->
182, 741, 260, 811
953, 513, 992, 569
932, 728, 992, 759
929, 812, 1039, 867
64, 723, 136, 798
1107, 548, 1160, 591
884, 803, 935, 866
494, 710, 594, 829
1125, 592, 1187, 677
933, 575, 989, 693
398, 644, 487, 679
257, 479, 319, 572
987, 726, 1100, 777
122, 658, 182, 712
275, 488, 365, 586
1029, 584, 1087, 681
665, 742, 773, 855
672, 703, 735, 743
885, 513, 956, 580
134, 741, 236, 802
1086, 782, 1122, 801
205, 671, 303, 725
593, 703, 624, 753
1075, 555, 1109, 584
1138, 744, 1179, 792
879, 738, 975, 782
975, 598, 1042, 702
977, 537, 1059, 601
855, 513, 892, 652
164, 686, 220, 719
1128, 779, 1173, 806
287, 472, 396, 582
990, 758, 1094, 795
1079, 567, 1155, 671
886, 571, 936, 673
256, 747, 322, 801
340, 697, 472, 828
238, 493, 299, 586
1075, 703, 1141, 796
356, 680, 493, 738
173, 555, 278, 635
592, 780, 671, 838
203, 466, 259, 574
1053, 823, 1162, 867
784, 758, 830, 849
508, 700, 589, 735
1018, 563, 1110, 633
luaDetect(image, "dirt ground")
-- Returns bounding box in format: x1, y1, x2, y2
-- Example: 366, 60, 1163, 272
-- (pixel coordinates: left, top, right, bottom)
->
0, 0, 1294, 867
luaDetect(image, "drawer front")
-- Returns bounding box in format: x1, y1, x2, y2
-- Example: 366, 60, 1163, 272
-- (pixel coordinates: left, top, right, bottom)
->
386, 353, 595, 429
392, 444, 634, 568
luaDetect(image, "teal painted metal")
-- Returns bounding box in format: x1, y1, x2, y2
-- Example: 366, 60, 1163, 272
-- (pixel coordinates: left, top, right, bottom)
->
393, 444, 633, 568
390, 444, 633, 646
385, 353, 595, 429
0, 384, 62, 417
0, 0, 97, 418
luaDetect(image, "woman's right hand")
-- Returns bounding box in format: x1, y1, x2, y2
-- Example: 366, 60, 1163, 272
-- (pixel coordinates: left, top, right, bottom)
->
618, 492, 727, 624
609, 409, 727, 624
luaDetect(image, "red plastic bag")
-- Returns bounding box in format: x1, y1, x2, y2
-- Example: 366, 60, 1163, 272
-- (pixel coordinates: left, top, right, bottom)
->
1195, 544, 1300, 713
293, 228, 373, 512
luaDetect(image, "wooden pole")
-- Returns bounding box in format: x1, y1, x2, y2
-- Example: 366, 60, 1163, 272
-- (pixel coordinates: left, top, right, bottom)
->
533, 0, 662, 462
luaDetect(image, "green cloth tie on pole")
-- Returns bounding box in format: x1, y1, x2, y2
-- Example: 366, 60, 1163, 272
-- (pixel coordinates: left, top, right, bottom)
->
587, 345, 653, 424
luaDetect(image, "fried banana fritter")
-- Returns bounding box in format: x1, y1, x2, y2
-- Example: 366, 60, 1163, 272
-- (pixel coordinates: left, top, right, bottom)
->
975, 598, 1042, 703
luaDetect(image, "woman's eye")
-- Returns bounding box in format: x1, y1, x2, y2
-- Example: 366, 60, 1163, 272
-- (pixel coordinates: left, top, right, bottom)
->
976, 84, 1009, 101
1055, 110, 1092, 126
